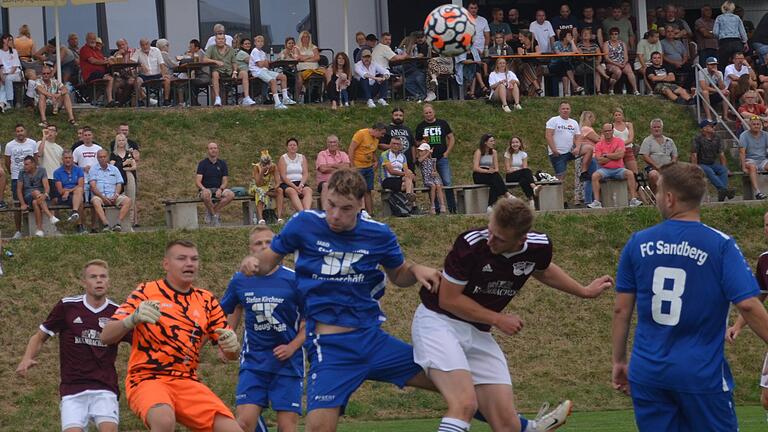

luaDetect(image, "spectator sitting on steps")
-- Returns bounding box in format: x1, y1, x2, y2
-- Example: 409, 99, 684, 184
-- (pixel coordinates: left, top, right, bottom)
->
739, 116, 768, 200
691, 119, 735, 202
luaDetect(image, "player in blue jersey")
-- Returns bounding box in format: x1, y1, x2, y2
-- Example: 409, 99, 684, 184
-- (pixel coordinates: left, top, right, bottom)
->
612, 162, 768, 432
221, 225, 305, 432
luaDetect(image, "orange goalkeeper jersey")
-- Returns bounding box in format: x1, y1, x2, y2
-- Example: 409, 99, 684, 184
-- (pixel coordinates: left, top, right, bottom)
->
112, 279, 229, 389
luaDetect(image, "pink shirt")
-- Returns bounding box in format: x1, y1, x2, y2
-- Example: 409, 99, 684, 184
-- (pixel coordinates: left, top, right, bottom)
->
595, 137, 625, 169
315, 149, 350, 183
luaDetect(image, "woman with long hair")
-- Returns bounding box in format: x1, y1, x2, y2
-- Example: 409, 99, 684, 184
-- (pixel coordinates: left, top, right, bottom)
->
511, 30, 544, 96
325, 52, 351, 110
612, 107, 637, 173
109, 134, 138, 227
472, 133, 511, 212
14, 24, 35, 64
602, 27, 640, 95
503, 136, 538, 208
488, 58, 521, 112
295, 31, 324, 102
0, 33, 23, 110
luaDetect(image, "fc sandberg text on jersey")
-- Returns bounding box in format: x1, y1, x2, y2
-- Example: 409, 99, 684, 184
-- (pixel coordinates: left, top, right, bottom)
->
639, 241, 709, 266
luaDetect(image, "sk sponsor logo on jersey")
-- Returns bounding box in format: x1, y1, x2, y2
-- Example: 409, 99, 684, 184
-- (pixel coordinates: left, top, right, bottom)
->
251, 301, 287, 332
313, 250, 367, 283
512, 261, 535, 276
482, 264, 493, 272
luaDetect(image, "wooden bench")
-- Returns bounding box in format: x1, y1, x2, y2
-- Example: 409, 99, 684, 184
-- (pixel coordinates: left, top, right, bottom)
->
378, 181, 563, 217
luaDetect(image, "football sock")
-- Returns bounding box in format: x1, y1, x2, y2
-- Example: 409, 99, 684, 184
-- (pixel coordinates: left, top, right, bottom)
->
473, 411, 529, 431
438, 417, 471, 431
282, 89, 289, 98
273, 93, 281, 105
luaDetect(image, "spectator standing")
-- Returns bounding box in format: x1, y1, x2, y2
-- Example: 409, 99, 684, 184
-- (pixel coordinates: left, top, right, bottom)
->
35, 65, 77, 126
551, 4, 579, 40
277, 138, 313, 213
529, 9, 556, 53
195, 142, 235, 226
507, 9, 529, 40
72, 128, 103, 176
416, 104, 457, 213
575, 111, 600, 206
316, 135, 350, 207
0, 33, 24, 110
417, 143, 447, 214
349, 123, 387, 214
504, 136, 538, 207
639, 118, 679, 192
53, 150, 86, 233
16, 260, 129, 432
489, 8, 512, 38
587, 124, 642, 209
468, 1, 490, 54
89, 150, 131, 232
249, 35, 293, 109
739, 116, 768, 199
695, 6, 718, 67
603, 28, 640, 95
699, 57, 729, 122
752, 12, 768, 66
79, 33, 115, 106
612, 107, 637, 174
579, 5, 604, 47
38, 124, 63, 199
545, 101, 594, 183
14, 25, 36, 64
381, 107, 416, 171
18, 155, 59, 236
6, 124, 38, 238
295, 31, 324, 102
488, 58, 521, 112
472, 134, 511, 212
713, 1, 748, 70
692, 119, 735, 201
603, 5, 635, 49
355, 49, 390, 108
204, 23, 234, 49
325, 52, 352, 110
656, 4, 692, 41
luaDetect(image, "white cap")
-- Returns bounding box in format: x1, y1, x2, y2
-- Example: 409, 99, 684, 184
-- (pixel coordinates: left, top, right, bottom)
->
417, 143, 432, 151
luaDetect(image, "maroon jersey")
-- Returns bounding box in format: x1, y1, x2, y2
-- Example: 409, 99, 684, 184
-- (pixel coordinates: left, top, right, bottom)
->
40, 295, 129, 398
421, 228, 552, 331
757, 252, 768, 292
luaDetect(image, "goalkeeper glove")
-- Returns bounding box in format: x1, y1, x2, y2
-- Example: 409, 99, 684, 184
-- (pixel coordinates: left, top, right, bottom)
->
123, 300, 161, 329
214, 328, 240, 354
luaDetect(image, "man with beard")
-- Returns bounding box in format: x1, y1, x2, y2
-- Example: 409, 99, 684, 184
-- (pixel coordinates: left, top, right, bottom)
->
381, 107, 416, 171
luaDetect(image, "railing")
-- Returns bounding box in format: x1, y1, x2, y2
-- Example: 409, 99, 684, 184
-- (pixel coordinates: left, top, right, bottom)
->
693, 63, 746, 144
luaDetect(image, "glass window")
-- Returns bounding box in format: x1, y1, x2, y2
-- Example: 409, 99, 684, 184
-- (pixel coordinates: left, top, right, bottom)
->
44, 4, 98, 48
259, 0, 312, 47
106, 0, 158, 51
198, 0, 251, 44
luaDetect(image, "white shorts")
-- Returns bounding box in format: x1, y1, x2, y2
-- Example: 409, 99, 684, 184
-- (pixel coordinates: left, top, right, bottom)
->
60, 390, 119, 431
411, 304, 511, 385
760, 352, 768, 389
253, 69, 279, 83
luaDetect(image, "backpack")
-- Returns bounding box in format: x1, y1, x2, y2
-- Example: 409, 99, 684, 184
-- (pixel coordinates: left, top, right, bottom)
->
388, 192, 412, 217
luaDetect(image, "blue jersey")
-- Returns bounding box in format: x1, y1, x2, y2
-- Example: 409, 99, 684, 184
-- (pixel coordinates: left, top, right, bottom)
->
220, 266, 303, 377
616, 219, 760, 393
271, 210, 404, 329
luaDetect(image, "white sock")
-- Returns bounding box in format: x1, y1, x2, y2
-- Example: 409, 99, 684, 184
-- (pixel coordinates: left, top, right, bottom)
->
282, 89, 289, 98
273, 93, 281, 105
438, 417, 470, 432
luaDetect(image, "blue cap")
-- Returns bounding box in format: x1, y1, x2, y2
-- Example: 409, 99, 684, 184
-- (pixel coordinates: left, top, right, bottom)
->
706, 57, 718, 64
699, 119, 716, 128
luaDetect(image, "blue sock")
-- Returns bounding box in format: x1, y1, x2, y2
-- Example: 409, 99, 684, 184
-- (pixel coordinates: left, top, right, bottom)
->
473, 411, 529, 431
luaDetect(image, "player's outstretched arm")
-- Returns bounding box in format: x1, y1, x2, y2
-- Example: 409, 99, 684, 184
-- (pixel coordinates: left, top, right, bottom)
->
240, 249, 284, 277
533, 262, 614, 298
438, 277, 524, 335
385, 261, 440, 291
611, 292, 636, 395
734, 296, 768, 345
16, 330, 50, 377
727, 293, 767, 343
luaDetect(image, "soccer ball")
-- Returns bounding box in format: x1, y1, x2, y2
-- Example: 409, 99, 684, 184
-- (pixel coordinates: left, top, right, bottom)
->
424, 4, 476, 57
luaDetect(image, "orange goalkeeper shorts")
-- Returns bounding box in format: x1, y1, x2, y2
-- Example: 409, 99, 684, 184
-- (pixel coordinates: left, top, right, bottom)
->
127, 377, 234, 431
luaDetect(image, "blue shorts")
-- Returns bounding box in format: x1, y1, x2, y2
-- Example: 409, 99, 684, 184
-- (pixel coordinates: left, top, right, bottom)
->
548, 152, 576, 176
630, 381, 738, 432
235, 369, 302, 413
305, 325, 422, 413
358, 167, 375, 191
596, 167, 627, 180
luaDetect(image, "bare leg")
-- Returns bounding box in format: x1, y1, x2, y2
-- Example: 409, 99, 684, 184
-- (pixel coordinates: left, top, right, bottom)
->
301, 186, 313, 209
214, 190, 235, 213
235, 404, 262, 432
475, 384, 522, 432
200, 189, 216, 215
305, 407, 341, 432
285, 188, 303, 212
145, 403, 176, 432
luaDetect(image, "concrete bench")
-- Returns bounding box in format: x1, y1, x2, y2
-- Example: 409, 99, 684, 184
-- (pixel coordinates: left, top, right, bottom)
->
164, 196, 254, 230
598, 178, 629, 207
740, 171, 768, 200
0, 203, 120, 237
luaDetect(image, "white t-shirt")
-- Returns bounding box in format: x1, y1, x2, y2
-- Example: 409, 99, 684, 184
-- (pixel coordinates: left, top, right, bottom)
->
40, 141, 64, 178
545, 116, 581, 155
473, 15, 490, 50
529, 20, 556, 53
504, 150, 528, 170
130, 47, 165, 75
205, 34, 233, 49
249, 48, 268, 75
489, 71, 519, 87
73, 144, 103, 172
371, 43, 396, 69
4, 138, 38, 180
724, 63, 751, 88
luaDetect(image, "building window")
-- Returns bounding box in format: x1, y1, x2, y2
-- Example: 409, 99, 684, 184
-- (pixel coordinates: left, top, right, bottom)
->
198, 0, 251, 44
259, 0, 312, 46
44, 4, 98, 46
106, 0, 158, 50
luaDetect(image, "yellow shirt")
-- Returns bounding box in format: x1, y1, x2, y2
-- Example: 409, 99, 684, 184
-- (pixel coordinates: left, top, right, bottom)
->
351, 129, 379, 168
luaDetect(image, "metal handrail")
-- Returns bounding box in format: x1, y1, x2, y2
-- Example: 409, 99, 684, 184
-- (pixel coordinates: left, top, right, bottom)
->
693, 63, 748, 144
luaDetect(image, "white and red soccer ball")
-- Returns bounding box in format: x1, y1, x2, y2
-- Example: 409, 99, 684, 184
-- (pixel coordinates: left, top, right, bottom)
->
424, 4, 476, 57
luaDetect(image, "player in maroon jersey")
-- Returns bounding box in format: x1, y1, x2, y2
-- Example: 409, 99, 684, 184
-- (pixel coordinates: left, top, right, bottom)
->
412, 197, 614, 432
16, 260, 131, 432
726, 210, 768, 412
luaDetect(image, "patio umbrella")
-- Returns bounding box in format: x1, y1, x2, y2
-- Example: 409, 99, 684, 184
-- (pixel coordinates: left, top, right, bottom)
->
1, 0, 124, 81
